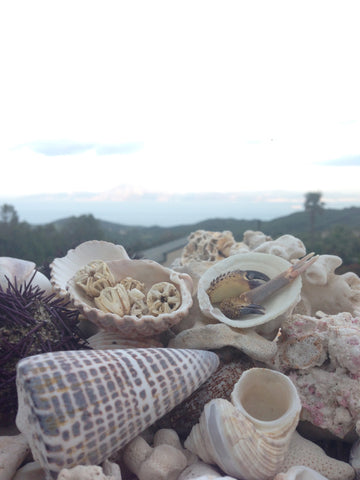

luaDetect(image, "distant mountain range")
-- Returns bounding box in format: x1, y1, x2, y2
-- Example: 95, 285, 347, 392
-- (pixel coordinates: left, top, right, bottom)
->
53, 205, 360, 255
3, 187, 360, 227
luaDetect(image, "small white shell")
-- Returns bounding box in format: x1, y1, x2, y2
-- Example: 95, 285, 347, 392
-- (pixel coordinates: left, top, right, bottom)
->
0, 256, 52, 293
16, 348, 219, 480
198, 252, 302, 329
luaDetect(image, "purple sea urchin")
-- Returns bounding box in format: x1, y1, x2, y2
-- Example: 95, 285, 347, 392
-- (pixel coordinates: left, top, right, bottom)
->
0, 273, 90, 425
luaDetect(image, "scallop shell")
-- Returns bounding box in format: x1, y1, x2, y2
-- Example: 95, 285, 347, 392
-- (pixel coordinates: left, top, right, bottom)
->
197, 252, 303, 329
50, 240, 130, 298
67, 258, 193, 337
184, 367, 302, 480
50, 240, 193, 337
0, 256, 52, 293
15, 348, 219, 480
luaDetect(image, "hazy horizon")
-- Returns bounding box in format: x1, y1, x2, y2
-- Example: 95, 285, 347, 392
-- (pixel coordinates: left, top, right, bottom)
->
2, 189, 359, 227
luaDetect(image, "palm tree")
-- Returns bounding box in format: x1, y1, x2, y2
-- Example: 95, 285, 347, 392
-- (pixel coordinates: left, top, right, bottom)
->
304, 192, 325, 242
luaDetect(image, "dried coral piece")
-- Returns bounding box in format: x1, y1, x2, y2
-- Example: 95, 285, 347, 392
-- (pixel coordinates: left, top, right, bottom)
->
119, 276, 146, 293
181, 230, 237, 264
147, 282, 181, 316
128, 288, 149, 317
94, 284, 131, 315
74, 260, 115, 297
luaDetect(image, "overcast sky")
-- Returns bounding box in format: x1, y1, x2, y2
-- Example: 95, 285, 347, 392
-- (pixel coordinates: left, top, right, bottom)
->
1, 0, 360, 197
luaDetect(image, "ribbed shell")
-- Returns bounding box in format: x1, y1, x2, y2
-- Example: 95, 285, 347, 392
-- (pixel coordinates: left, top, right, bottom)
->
16, 348, 219, 479
184, 368, 301, 480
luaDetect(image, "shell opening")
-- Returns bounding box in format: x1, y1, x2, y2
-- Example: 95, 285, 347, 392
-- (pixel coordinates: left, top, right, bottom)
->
231, 368, 301, 428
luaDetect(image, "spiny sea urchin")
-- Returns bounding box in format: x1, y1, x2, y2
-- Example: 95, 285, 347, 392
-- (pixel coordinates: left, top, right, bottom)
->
0, 273, 90, 426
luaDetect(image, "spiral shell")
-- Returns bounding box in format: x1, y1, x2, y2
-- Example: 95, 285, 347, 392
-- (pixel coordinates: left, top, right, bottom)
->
16, 348, 219, 479
184, 367, 301, 480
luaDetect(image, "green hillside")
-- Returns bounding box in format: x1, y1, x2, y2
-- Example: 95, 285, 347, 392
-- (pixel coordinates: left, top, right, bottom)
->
1, 203, 360, 272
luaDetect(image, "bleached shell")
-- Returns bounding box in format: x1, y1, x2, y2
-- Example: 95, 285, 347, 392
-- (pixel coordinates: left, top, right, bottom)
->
0, 256, 52, 293
87, 329, 163, 349
198, 252, 302, 329
15, 348, 219, 480
185, 368, 301, 480
50, 240, 130, 298
67, 258, 193, 337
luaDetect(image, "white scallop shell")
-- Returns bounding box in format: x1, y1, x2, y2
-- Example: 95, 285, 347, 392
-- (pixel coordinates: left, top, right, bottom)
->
50, 240, 193, 337
197, 252, 302, 329
0, 256, 52, 293
50, 240, 130, 297
185, 367, 302, 480
16, 348, 219, 480
67, 258, 193, 337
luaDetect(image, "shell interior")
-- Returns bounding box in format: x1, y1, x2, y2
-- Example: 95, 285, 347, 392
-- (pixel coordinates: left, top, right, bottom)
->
198, 252, 302, 328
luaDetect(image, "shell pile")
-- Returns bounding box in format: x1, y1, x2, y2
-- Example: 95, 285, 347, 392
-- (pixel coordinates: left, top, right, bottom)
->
2, 230, 360, 480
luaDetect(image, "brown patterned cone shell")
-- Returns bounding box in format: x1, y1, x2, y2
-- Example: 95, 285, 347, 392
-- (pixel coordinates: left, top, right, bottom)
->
15, 348, 219, 479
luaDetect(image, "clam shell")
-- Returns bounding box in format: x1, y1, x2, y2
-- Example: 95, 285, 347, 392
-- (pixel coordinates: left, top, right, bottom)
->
50, 240, 130, 297
185, 367, 301, 480
16, 348, 219, 479
198, 252, 302, 329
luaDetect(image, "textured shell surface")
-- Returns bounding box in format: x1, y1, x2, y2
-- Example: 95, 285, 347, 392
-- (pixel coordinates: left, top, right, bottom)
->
50, 240, 130, 297
67, 258, 193, 337
185, 367, 301, 480
0, 256, 52, 292
15, 348, 219, 480
198, 252, 302, 328
274, 466, 330, 480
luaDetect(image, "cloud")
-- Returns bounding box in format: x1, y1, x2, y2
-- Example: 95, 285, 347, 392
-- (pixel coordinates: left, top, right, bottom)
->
28, 140, 94, 156
320, 155, 360, 166
95, 142, 144, 155
19, 140, 144, 156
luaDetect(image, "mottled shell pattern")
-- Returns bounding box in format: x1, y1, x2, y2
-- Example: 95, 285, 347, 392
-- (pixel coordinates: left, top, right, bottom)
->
185, 367, 302, 480
16, 348, 219, 480
50, 241, 193, 337
198, 252, 303, 329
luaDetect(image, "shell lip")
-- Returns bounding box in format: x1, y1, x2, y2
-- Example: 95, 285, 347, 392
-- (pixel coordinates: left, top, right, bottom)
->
198, 252, 302, 329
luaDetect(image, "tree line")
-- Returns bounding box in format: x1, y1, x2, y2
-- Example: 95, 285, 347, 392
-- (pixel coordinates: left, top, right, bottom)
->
0, 194, 359, 276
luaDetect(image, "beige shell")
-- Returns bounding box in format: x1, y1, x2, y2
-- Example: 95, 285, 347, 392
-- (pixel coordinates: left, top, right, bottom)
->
50, 240, 130, 298
16, 348, 219, 480
184, 367, 302, 480
67, 258, 193, 337
197, 252, 302, 329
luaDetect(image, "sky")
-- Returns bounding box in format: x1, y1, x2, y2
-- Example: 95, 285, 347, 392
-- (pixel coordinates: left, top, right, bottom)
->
1, 0, 360, 199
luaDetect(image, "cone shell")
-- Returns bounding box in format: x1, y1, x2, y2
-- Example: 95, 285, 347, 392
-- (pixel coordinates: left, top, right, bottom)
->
198, 252, 303, 329
16, 348, 219, 479
185, 368, 301, 480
